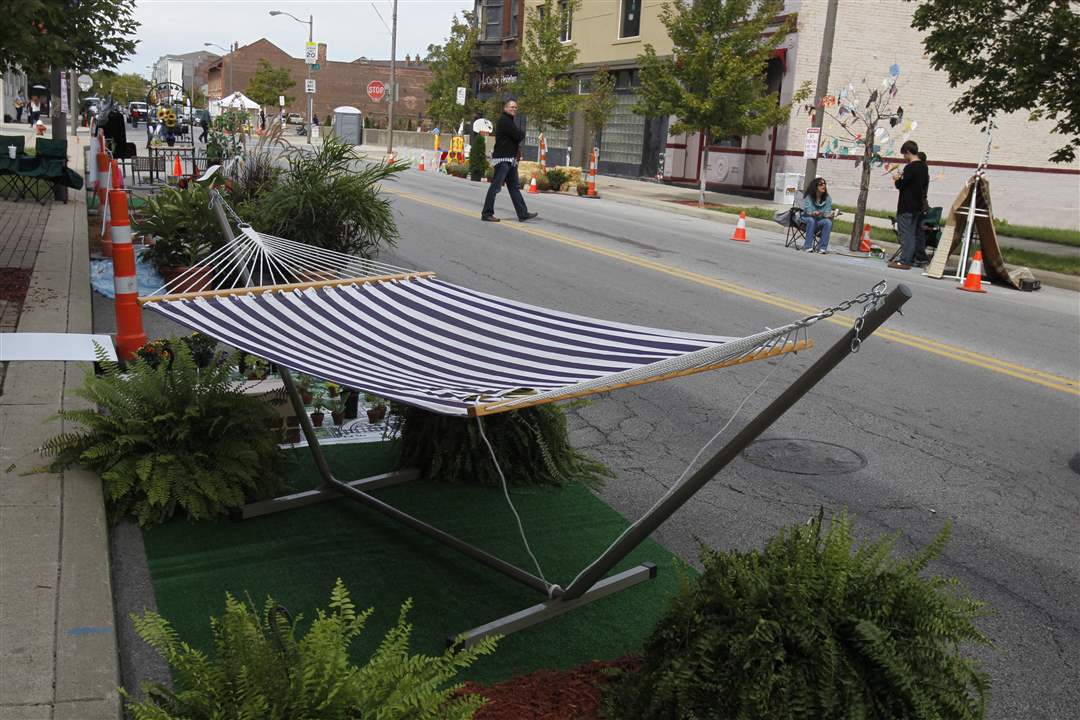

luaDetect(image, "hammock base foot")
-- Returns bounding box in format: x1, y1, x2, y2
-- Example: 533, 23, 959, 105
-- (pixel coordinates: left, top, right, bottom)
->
449, 562, 657, 650
232, 468, 420, 521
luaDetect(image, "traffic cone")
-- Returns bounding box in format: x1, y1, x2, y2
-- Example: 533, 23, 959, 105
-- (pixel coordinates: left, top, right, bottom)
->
730, 212, 749, 242
859, 223, 872, 252
108, 160, 147, 359
528, 176, 539, 194
958, 250, 988, 293
418, 152, 426, 172
586, 148, 598, 198
172, 153, 183, 179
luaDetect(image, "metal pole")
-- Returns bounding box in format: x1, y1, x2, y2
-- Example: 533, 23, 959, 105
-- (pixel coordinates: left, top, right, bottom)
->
307, 16, 313, 145
803, 0, 839, 183
560, 284, 913, 601
387, 0, 398, 156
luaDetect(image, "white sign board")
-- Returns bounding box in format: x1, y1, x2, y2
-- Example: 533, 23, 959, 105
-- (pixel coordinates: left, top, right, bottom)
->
0, 333, 117, 362
60, 72, 69, 114
77, 74, 93, 92
305, 41, 318, 65
278, 95, 285, 107
804, 127, 821, 159
305, 78, 316, 94
456, 86, 466, 106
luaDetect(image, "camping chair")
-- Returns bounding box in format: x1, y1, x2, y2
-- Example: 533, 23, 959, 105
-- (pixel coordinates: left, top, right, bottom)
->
16, 138, 84, 203
782, 191, 805, 248
888, 207, 944, 264
138, 192, 911, 649
0, 135, 27, 199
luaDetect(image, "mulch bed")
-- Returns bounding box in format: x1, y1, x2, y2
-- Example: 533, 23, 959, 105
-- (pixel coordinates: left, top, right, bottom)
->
462, 656, 640, 720
0, 267, 32, 304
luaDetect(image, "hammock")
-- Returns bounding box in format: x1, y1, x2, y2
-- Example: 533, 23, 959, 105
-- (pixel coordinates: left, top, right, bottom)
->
138, 193, 910, 647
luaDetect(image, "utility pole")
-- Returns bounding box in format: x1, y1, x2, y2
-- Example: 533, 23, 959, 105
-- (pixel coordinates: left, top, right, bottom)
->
803, 0, 839, 183
387, 0, 398, 157
306, 16, 314, 144
50, 66, 68, 201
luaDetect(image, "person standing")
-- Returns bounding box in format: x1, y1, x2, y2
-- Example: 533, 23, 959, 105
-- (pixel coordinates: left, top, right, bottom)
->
259, 108, 266, 131
481, 99, 537, 223
28, 96, 41, 126
14, 93, 25, 123
198, 114, 209, 143
888, 140, 929, 270
800, 177, 836, 253
913, 150, 931, 266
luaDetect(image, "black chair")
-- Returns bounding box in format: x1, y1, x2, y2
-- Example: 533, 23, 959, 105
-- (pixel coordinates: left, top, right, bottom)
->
782, 191, 806, 248
14, 138, 84, 203
887, 206, 944, 264
0, 135, 27, 198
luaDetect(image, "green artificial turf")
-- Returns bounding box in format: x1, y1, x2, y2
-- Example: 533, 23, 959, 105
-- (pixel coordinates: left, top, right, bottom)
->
141, 442, 691, 684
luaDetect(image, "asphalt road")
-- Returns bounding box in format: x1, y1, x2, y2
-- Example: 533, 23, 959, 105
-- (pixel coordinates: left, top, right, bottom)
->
377, 167, 1079, 719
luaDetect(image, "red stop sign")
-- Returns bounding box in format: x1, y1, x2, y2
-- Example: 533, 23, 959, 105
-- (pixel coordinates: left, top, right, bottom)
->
367, 80, 385, 103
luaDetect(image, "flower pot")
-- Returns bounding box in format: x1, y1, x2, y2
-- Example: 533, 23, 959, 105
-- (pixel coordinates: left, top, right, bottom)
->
470, 172, 483, 182
301, 391, 313, 405
366, 405, 387, 423
310, 411, 325, 427
285, 427, 301, 444
158, 265, 214, 293
331, 410, 345, 426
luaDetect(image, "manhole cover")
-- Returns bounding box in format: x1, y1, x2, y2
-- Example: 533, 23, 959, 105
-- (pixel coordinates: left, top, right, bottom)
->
1069, 453, 1080, 476
742, 438, 867, 476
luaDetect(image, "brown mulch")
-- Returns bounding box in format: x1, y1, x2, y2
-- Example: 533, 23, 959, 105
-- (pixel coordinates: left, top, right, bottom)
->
461, 656, 640, 720
0, 267, 32, 304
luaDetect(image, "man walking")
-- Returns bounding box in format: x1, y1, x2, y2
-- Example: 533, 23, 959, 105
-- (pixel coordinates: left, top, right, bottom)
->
888, 140, 929, 270
481, 100, 537, 223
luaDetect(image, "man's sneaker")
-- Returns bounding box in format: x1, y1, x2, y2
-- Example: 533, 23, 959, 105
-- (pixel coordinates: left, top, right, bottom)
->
815, 248, 830, 254
519, 212, 538, 222
481, 215, 500, 222
888, 261, 912, 270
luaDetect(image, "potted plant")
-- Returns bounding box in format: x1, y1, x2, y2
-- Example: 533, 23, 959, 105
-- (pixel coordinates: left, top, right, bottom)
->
325, 382, 340, 398
329, 395, 346, 427
245, 358, 269, 381
366, 395, 387, 424
310, 393, 326, 427
134, 183, 227, 288
284, 416, 302, 444
295, 374, 314, 405
468, 135, 488, 181
343, 388, 360, 419
181, 332, 217, 369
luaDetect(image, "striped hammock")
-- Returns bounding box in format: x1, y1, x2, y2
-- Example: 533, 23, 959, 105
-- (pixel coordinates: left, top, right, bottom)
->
141, 224, 814, 416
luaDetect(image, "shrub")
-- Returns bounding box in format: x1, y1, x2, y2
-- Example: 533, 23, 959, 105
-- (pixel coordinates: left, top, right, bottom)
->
124, 579, 496, 720
134, 183, 227, 273
38, 343, 285, 526
546, 167, 571, 192
250, 135, 407, 257
387, 402, 612, 489
468, 135, 488, 178
524, 172, 551, 192
577, 181, 589, 196
445, 161, 469, 178
606, 511, 991, 720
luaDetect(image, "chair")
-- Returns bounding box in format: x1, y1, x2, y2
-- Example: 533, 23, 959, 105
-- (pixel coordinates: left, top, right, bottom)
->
15, 138, 84, 203
888, 207, 944, 264
0, 135, 27, 198
782, 191, 806, 248
114, 142, 138, 181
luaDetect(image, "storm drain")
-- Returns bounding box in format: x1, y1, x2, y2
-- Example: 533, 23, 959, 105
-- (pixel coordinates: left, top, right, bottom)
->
742, 438, 867, 476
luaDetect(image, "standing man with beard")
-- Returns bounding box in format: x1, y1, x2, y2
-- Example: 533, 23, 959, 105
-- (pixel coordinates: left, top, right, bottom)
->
481, 99, 538, 223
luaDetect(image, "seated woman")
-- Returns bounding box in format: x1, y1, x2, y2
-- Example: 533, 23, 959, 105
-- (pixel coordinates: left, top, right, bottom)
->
801, 177, 836, 253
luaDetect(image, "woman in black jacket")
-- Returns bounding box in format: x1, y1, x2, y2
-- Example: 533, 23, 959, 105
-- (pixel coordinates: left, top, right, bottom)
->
481, 100, 537, 222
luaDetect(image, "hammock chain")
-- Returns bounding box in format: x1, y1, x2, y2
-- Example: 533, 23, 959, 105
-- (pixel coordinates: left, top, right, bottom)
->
793, 281, 888, 353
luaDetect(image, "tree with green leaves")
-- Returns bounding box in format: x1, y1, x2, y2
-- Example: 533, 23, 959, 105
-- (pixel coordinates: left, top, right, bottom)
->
0, 0, 139, 73
514, 0, 580, 160
636, 0, 808, 207
424, 12, 482, 129
581, 67, 616, 163
908, 0, 1079, 164
90, 70, 147, 104
245, 60, 295, 109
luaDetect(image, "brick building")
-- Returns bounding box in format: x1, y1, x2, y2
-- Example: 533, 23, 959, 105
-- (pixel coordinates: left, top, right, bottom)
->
200, 39, 433, 128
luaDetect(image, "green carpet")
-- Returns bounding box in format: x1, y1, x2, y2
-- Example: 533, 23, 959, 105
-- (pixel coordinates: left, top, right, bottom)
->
141, 443, 691, 683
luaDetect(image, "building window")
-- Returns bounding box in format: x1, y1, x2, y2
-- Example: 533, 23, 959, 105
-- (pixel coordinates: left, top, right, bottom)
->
559, 1, 573, 42
509, 0, 518, 38
602, 91, 646, 165
620, 0, 641, 38
481, 0, 502, 41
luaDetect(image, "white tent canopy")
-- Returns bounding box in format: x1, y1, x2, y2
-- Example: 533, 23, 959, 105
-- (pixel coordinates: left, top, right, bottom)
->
210, 92, 261, 115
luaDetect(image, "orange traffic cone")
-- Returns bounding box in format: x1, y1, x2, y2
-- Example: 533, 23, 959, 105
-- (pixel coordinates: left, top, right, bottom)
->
586, 148, 598, 198
730, 212, 749, 242
172, 153, 182, 179
958, 250, 988, 293
859, 223, 872, 252
528, 176, 539, 194
418, 152, 426, 172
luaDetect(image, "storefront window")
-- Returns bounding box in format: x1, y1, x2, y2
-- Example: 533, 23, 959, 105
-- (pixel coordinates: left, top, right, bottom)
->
602, 92, 645, 165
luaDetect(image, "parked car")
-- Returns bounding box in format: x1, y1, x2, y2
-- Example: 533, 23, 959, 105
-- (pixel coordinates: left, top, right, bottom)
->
286, 112, 303, 125
127, 101, 148, 124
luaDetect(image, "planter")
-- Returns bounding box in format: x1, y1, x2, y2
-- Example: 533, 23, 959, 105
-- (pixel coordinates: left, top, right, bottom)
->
157, 264, 214, 293
284, 427, 302, 444
310, 411, 325, 428
331, 410, 345, 426
366, 405, 387, 424
470, 172, 484, 182
300, 391, 313, 405
344, 391, 359, 420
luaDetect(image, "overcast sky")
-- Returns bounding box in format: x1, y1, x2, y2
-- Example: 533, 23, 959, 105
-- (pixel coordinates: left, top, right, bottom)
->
115, 0, 472, 76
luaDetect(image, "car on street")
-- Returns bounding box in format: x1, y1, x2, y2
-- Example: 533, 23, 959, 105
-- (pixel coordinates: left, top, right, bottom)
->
127, 101, 148, 124
286, 112, 303, 125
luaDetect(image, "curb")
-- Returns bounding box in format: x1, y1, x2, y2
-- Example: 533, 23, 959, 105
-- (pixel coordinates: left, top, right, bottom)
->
599, 189, 1078, 293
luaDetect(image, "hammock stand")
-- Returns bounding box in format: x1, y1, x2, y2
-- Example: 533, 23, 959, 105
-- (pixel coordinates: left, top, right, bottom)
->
139, 195, 912, 647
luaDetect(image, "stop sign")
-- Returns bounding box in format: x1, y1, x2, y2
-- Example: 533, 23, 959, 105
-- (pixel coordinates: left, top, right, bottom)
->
367, 80, 385, 103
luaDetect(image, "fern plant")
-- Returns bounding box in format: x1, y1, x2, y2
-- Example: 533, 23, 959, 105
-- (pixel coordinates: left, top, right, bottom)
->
38, 342, 285, 526
606, 511, 992, 720
387, 401, 612, 489
124, 579, 496, 720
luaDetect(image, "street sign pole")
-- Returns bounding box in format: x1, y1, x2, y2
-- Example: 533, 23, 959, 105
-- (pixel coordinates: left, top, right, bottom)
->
387, 0, 398, 157
306, 17, 314, 144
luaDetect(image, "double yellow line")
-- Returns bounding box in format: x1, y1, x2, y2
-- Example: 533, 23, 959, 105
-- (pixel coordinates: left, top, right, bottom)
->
388, 187, 1080, 397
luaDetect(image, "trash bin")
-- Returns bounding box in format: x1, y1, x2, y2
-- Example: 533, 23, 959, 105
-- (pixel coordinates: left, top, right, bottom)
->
774, 172, 804, 205
332, 106, 363, 145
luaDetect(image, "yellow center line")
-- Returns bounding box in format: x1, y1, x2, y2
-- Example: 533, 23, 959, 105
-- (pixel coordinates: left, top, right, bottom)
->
388, 186, 1080, 397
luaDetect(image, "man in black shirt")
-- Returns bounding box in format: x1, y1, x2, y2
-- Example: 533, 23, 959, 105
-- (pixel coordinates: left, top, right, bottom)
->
481, 99, 537, 222
888, 140, 929, 269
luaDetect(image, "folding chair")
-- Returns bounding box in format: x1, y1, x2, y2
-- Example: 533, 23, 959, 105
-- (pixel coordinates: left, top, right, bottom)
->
783, 191, 806, 249
0, 135, 27, 199
15, 138, 84, 203
888, 207, 944, 265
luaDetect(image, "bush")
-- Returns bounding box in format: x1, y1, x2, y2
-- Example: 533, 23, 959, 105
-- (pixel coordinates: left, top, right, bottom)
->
468, 135, 488, 179
546, 167, 571, 192
606, 511, 991, 720
577, 181, 590, 196
445, 162, 469, 178
249, 135, 407, 257
134, 183, 227, 273
387, 402, 612, 489
523, 173, 551, 192
38, 342, 285, 526
124, 579, 496, 720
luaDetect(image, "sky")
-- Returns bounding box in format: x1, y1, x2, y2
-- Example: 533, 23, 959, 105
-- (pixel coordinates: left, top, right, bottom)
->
114, 0, 472, 76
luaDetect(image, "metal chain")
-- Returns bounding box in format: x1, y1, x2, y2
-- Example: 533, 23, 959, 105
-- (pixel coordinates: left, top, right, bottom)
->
793, 280, 887, 353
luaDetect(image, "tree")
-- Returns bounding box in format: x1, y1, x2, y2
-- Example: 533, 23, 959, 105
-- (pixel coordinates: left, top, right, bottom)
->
909, 0, 1079, 164
0, 0, 138, 73
245, 60, 295, 109
514, 0, 580, 157
636, 0, 808, 207
424, 12, 482, 129
90, 70, 147, 104
581, 67, 616, 160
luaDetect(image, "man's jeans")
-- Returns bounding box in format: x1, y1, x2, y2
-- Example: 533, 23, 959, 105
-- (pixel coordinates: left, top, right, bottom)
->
896, 212, 921, 265
802, 216, 833, 251
482, 161, 529, 220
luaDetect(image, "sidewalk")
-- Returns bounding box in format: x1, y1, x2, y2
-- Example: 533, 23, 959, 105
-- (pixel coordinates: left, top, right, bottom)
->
0, 133, 121, 719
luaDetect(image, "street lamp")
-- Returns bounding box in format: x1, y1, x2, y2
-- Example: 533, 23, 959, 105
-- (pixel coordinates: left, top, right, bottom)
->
204, 42, 234, 100
269, 9, 314, 144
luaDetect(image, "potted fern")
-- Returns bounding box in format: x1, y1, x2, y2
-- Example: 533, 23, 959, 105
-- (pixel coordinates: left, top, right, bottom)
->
310, 393, 327, 427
